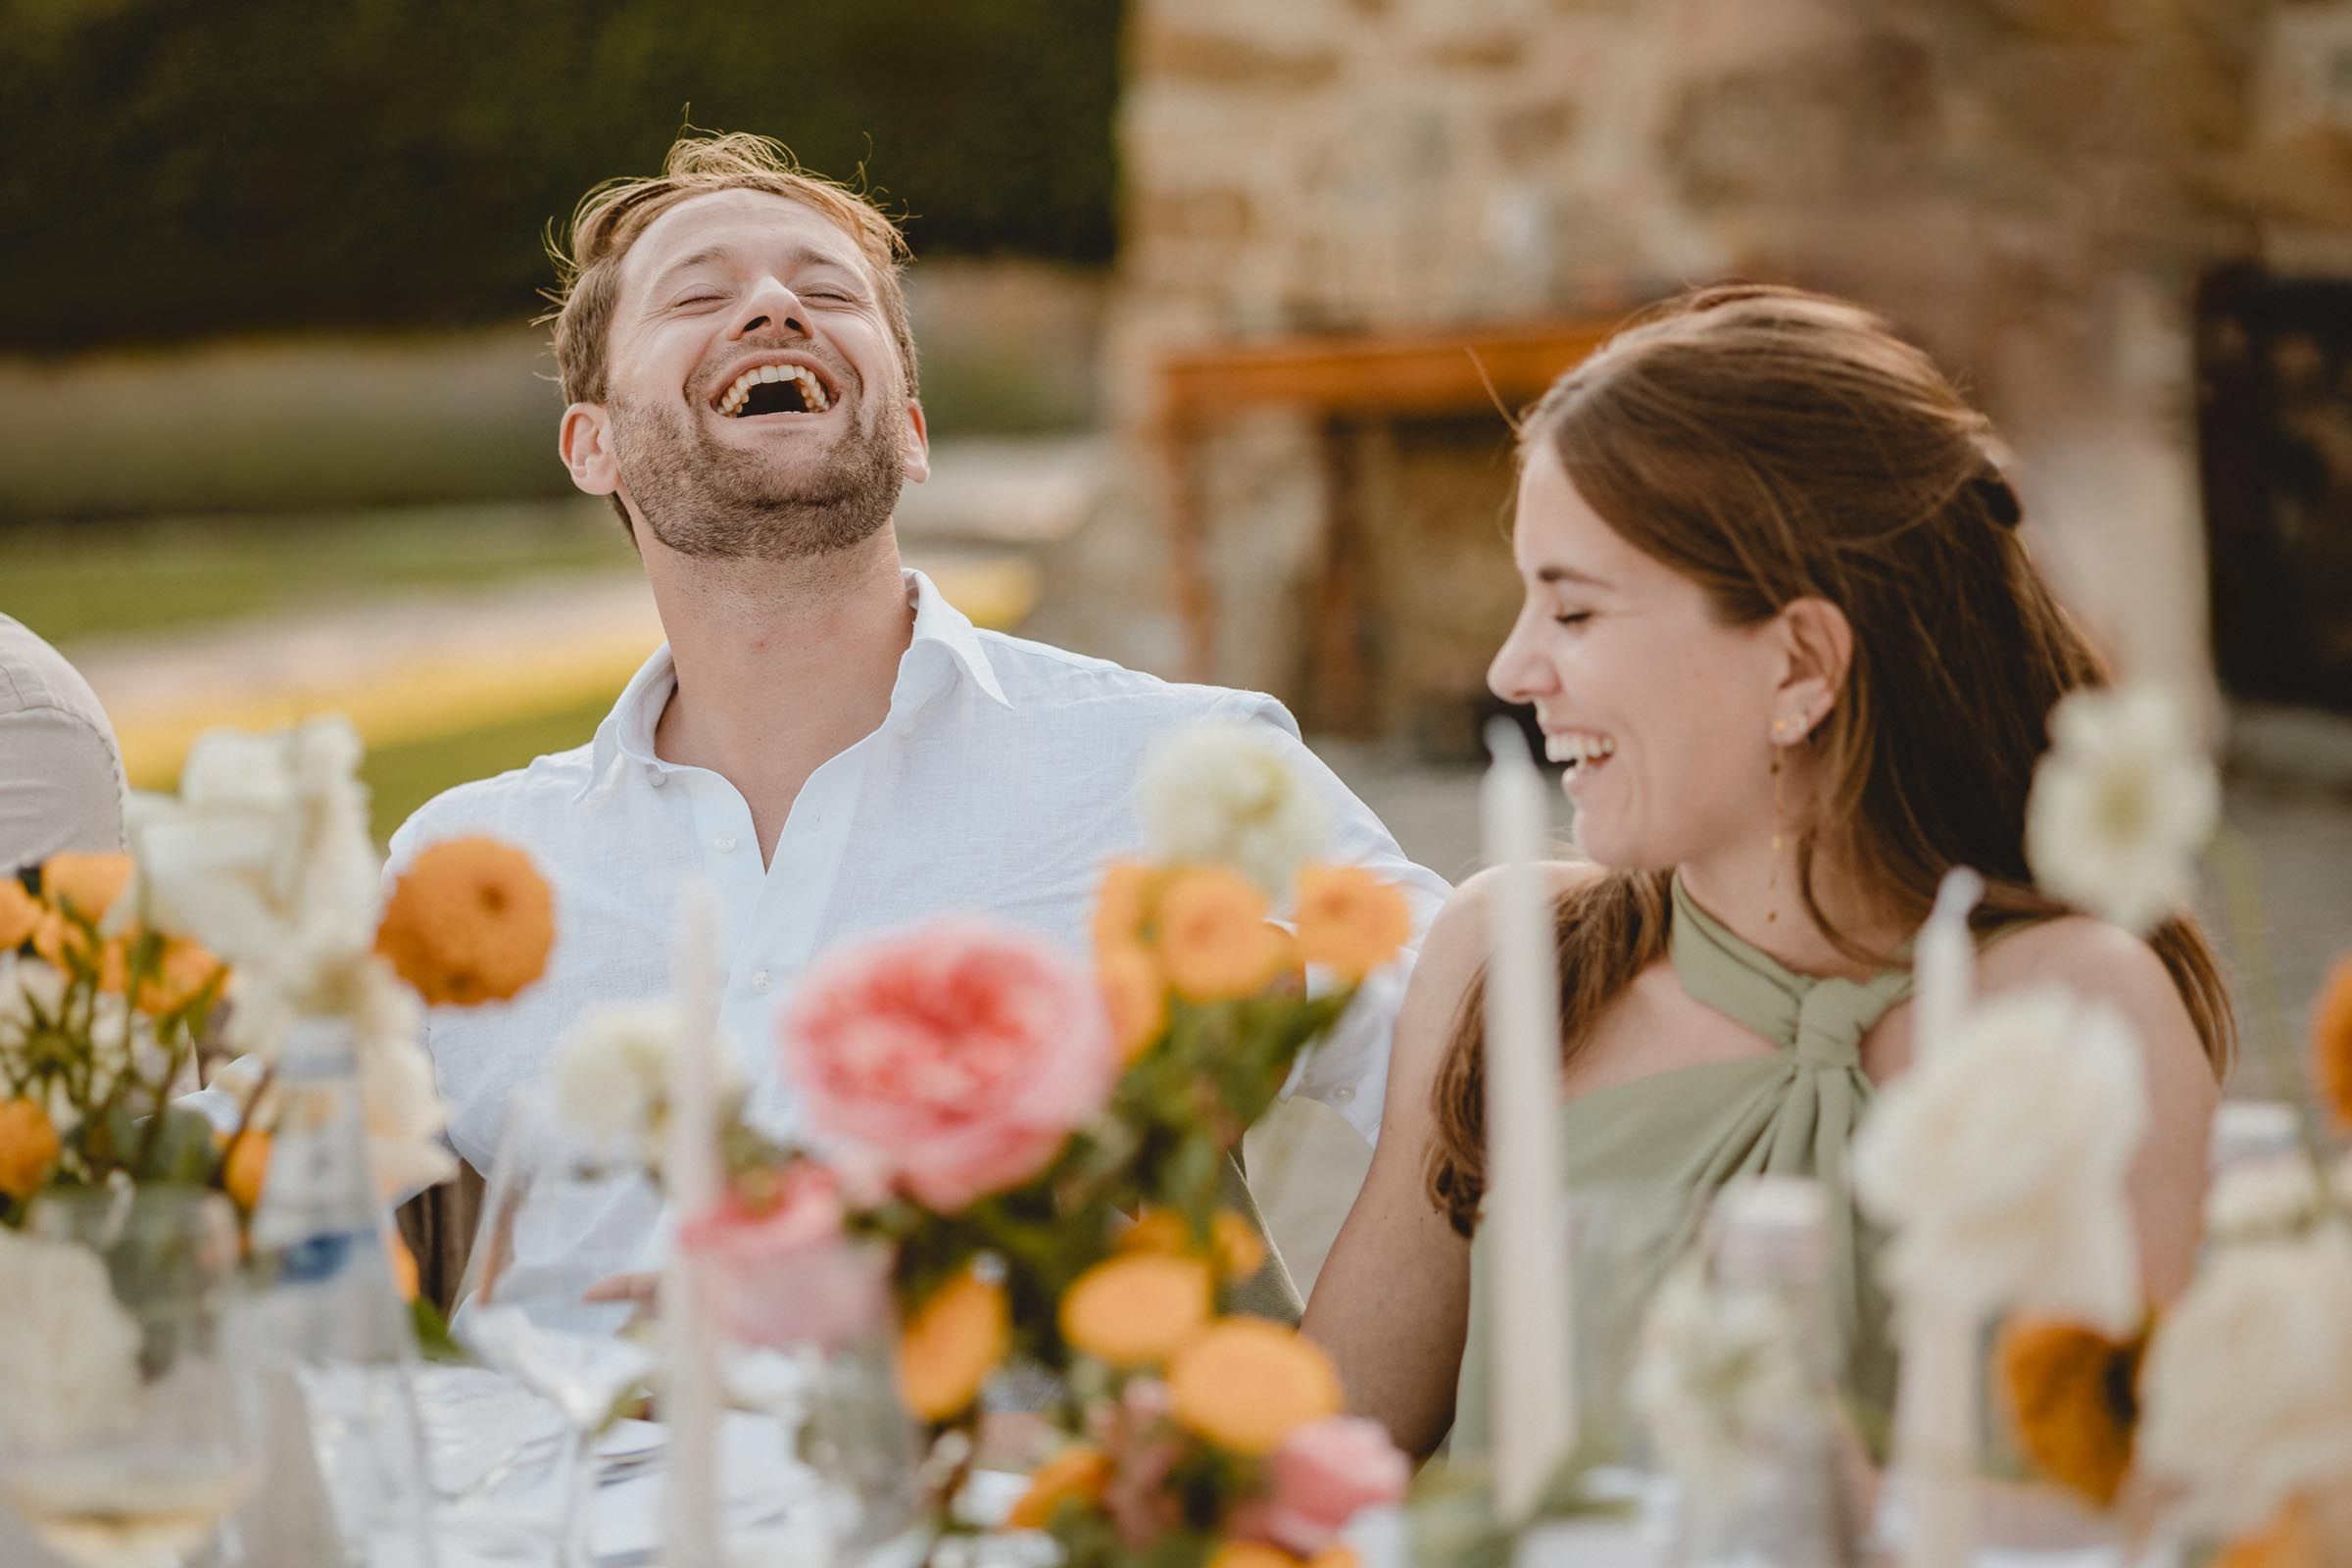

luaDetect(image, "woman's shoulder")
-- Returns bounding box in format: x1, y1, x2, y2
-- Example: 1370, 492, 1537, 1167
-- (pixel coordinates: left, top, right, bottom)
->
1974, 913, 2206, 1060
1422, 858, 1613, 962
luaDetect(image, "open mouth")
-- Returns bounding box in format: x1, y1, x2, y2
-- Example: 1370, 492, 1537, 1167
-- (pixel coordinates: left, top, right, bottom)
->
714, 361, 836, 418
1544, 731, 1616, 779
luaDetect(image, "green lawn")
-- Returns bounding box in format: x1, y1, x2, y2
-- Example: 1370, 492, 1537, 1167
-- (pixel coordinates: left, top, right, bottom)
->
3, 498, 633, 647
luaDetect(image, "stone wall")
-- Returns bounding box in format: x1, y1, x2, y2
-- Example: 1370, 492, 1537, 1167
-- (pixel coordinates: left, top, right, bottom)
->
1084, 0, 2352, 742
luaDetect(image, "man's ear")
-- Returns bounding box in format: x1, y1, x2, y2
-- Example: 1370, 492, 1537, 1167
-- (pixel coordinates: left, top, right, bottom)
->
900, 399, 930, 486
1773, 596, 1855, 736
559, 404, 621, 496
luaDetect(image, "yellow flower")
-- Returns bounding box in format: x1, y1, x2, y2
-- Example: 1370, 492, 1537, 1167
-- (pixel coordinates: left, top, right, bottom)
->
375, 837, 556, 1006
1060, 1252, 1214, 1367
1996, 1315, 2143, 1509
222, 1131, 272, 1212
2314, 958, 2352, 1131
1005, 1445, 1112, 1530
0, 1098, 62, 1201
1207, 1546, 1300, 1568
1296, 865, 1411, 981
38, 852, 131, 924
1095, 858, 1156, 955
2215, 1497, 2320, 1568
1121, 1206, 1266, 1282
1100, 945, 1167, 1063
136, 939, 227, 1018
0, 879, 41, 950
386, 1232, 421, 1304
1157, 868, 1287, 1001
1169, 1318, 1343, 1455
898, 1267, 1009, 1422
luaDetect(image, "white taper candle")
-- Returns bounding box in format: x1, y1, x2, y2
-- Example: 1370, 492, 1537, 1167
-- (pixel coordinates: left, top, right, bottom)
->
662, 879, 724, 1567
1892, 867, 1985, 1568
1481, 718, 1575, 1520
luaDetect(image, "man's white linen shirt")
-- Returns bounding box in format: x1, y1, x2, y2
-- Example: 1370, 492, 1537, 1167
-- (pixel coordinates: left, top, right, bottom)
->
389, 570, 1448, 1301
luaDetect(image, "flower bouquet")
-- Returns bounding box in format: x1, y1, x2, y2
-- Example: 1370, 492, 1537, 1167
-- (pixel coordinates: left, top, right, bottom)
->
548, 720, 1420, 1563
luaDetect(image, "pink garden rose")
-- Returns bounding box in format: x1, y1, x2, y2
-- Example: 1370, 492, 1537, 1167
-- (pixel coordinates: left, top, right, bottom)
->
679, 1164, 888, 1352
777, 919, 1117, 1212
1245, 1415, 1411, 1554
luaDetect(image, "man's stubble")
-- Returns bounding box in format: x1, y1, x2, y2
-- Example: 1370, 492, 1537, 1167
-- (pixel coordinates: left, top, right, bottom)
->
608, 367, 906, 563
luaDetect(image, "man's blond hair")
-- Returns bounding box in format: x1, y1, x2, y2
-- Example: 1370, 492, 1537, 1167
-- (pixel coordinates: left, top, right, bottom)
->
544, 131, 918, 410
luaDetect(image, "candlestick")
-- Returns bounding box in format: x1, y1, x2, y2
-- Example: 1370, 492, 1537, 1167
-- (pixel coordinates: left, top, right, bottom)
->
662, 880, 724, 1567
1892, 867, 1984, 1568
1480, 718, 1574, 1520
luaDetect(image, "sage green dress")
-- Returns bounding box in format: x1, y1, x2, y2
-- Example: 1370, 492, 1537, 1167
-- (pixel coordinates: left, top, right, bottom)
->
1452, 875, 1922, 1457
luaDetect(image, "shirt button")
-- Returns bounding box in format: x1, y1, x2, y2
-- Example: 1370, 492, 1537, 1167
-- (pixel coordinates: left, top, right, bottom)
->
751, 969, 772, 994
645, 765, 665, 787
1333, 1087, 1355, 1103
713, 832, 737, 853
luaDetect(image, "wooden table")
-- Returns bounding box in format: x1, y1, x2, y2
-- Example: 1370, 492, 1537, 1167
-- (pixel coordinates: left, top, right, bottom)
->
1149, 318, 1617, 733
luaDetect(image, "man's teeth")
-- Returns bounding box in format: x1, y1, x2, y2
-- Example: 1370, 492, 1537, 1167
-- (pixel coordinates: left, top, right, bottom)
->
1544, 734, 1616, 768
717, 363, 832, 416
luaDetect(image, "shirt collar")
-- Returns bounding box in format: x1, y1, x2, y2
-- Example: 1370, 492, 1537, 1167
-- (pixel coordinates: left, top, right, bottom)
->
586, 568, 1010, 786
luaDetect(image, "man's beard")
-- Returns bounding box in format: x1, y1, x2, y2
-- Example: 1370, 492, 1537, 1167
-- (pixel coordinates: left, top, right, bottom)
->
608, 382, 906, 563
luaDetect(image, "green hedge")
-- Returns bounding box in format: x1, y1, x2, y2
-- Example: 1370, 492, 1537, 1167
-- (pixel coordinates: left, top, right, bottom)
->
0, 0, 1120, 351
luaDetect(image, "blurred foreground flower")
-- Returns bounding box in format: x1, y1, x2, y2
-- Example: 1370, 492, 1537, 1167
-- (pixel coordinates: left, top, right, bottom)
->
2313, 957, 2352, 1131
1138, 720, 1330, 899
1852, 984, 2147, 1331
2138, 1222, 2352, 1537
2025, 685, 2218, 934
376, 836, 554, 1005
0, 1226, 142, 1449
1996, 1316, 2143, 1509
780, 920, 1115, 1212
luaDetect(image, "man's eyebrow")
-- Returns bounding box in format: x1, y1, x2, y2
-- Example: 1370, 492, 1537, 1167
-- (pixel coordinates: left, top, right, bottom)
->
1536, 564, 1610, 589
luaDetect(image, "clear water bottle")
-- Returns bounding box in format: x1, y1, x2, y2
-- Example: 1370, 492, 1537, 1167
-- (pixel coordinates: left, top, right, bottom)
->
245, 1017, 440, 1568
1659, 1176, 1864, 1568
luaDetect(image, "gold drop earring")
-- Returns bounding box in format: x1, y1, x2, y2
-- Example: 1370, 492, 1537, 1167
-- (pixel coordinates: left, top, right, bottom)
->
1767, 716, 1790, 924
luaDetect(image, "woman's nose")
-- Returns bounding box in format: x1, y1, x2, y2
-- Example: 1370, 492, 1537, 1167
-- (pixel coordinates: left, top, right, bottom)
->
1487, 610, 1556, 705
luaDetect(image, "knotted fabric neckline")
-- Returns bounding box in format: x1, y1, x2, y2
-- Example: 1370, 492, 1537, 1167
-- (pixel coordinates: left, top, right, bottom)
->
1667, 875, 1916, 1070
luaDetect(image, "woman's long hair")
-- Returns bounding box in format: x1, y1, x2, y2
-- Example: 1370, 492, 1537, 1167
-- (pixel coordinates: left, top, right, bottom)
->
1428, 285, 2234, 1237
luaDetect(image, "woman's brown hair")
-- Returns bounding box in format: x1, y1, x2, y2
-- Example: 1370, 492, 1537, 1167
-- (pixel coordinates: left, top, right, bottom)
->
1429, 285, 2235, 1237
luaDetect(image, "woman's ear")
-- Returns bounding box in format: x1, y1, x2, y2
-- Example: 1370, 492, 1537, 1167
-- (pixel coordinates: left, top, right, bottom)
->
1774, 596, 1855, 737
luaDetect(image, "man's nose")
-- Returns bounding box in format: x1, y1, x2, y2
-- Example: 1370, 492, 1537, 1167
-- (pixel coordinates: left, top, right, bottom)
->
731, 278, 809, 340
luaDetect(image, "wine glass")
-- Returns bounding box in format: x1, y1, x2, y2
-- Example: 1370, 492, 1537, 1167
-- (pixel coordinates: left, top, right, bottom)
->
449, 1089, 657, 1567
0, 1185, 260, 1568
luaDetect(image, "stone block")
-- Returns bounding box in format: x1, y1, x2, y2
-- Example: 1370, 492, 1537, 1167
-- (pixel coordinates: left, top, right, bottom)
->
1130, 15, 1345, 91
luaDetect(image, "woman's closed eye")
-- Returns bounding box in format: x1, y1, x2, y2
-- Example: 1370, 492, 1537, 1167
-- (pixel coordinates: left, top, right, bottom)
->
1552, 611, 1594, 628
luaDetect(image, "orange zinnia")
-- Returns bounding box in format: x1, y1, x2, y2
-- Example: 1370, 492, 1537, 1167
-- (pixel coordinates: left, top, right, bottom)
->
375, 837, 555, 1006
2314, 957, 2352, 1130
1996, 1316, 2143, 1509
0, 1098, 61, 1201
38, 852, 132, 923
1060, 1252, 1214, 1366
1156, 868, 1287, 1001
0, 879, 41, 949
897, 1267, 1009, 1422
222, 1131, 272, 1212
1094, 858, 1157, 956
1121, 1206, 1266, 1281
1100, 944, 1167, 1063
1005, 1445, 1112, 1531
1169, 1318, 1344, 1455
1206, 1545, 1300, 1568
136, 939, 227, 1018
1295, 865, 1411, 981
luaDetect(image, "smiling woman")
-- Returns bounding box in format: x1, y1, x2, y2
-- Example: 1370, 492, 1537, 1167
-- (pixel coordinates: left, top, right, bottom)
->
1301, 285, 2232, 1463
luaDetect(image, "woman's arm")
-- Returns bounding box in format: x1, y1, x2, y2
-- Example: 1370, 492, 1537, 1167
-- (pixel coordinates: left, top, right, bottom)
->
1301, 877, 1495, 1460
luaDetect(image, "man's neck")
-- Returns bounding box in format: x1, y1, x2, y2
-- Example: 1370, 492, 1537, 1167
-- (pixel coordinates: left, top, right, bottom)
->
643, 528, 915, 863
